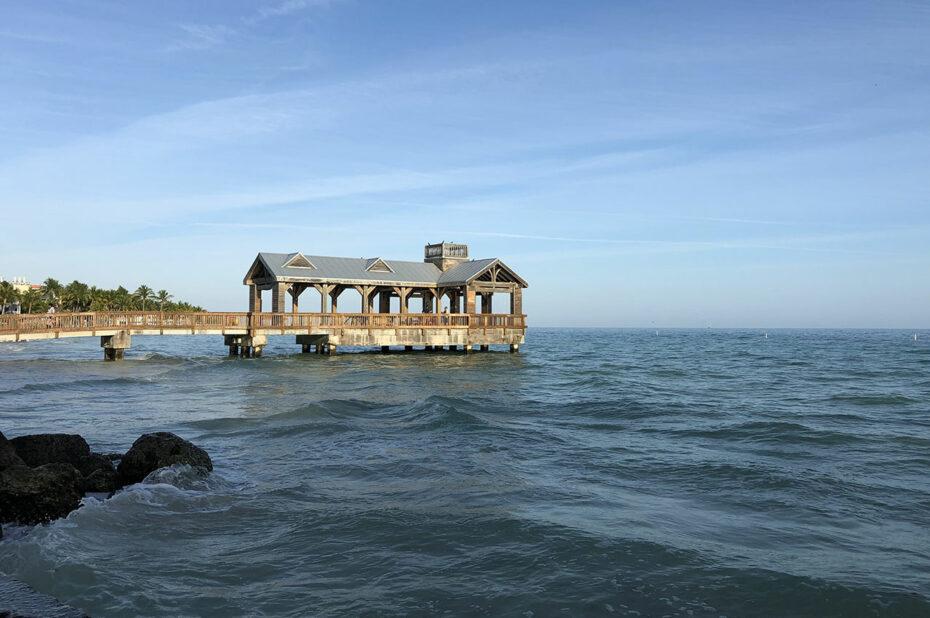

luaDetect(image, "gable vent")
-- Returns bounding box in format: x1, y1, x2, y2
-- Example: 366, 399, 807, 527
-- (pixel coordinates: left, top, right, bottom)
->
283, 253, 315, 269
365, 257, 394, 273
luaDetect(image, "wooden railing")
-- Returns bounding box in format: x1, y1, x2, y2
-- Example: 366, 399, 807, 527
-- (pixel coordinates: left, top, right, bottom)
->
0, 311, 526, 335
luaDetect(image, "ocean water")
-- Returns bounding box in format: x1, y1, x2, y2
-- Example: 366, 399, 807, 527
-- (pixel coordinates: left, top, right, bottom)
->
1, 328, 928, 617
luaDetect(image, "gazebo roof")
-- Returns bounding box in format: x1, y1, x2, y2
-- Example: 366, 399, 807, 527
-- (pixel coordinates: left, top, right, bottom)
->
245, 252, 527, 288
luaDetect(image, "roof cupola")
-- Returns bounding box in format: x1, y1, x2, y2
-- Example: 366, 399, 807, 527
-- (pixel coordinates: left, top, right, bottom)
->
424, 241, 468, 271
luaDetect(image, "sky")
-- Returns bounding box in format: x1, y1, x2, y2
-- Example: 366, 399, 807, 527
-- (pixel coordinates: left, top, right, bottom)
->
1, 0, 929, 327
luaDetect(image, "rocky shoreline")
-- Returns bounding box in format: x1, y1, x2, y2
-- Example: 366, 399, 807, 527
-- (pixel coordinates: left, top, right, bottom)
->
1, 430, 211, 536
0, 430, 212, 617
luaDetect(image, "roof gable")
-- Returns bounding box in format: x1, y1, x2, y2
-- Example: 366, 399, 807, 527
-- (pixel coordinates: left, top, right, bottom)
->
438, 259, 528, 287
283, 252, 315, 269
365, 257, 393, 273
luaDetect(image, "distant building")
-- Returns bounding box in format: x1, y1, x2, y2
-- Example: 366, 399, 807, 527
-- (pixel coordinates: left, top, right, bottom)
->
0, 277, 41, 314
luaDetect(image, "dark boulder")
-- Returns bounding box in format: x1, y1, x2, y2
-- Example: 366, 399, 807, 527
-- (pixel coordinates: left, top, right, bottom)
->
9, 434, 90, 468
0, 463, 85, 525
1, 431, 26, 470
117, 432, 212, 485
83, 467, 122, 493
76, 452, 114, 477
76, 453, 121, 492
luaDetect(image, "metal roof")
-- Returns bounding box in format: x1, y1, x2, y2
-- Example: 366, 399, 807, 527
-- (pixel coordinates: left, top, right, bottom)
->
248, 253, 527, 288
437, 258, 499, 285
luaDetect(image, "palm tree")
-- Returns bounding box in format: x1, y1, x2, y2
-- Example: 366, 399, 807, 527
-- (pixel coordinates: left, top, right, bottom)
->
63, 280, 90, 312
134, 285, 155, 311
156, 289, 173, 311
40, 278, 62, 305
21, 288, 42, 313
113, 286, 133, 310
0, 281, 18, 314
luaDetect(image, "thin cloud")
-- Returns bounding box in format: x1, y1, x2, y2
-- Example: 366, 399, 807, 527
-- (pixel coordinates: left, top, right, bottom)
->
168, 24, 237, 51
469, 231, 893, 256
674, 215, 796, 226
253, 0, 341, 21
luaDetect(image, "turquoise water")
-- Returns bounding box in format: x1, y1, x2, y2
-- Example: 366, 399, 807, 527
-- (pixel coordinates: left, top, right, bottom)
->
1, 329, 929, 616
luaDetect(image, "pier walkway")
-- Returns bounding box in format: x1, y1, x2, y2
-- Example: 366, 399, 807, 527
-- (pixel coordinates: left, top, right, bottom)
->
0, 311, 527, 359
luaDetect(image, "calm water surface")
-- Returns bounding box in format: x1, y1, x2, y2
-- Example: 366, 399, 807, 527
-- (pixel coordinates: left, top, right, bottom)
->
1, 328, 928, 616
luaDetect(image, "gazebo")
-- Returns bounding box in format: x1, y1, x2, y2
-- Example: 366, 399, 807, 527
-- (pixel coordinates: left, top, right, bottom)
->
241, 242, 527, 353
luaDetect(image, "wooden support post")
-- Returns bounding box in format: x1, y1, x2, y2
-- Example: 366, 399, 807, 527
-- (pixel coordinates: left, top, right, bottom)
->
229, 345, 239, 356
329, 285, 343, 313
313, 284, 333, 313
355, 285, 375, 313
381, 346, 390, 353
327, 344, 336, 355
510, 344, 519, 353
405, 345, 413, 351
254, 347, 263, 358
271, 282, 290, 313
466, 288, 476, 314
510, 286, 522, 315
480, 345, 489, 352
249, 285, 262, 312
302, 344, 310, 353
393, 287, 411, 314
289, 284, 305, 313
464, 344, 472, 354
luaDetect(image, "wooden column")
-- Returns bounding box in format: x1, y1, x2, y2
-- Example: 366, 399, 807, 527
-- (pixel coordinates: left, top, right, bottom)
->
422, 290, 435, 313
329, 285, 343, 313
355, 285, 375, 313
313, 284, 332, 312
379, 291, 391, 313
249, 285, 262, 312
393, 287, 411, 314
271, 282, 290, 313
510, 286, 523, 315
288, 284, 306, 313
465, 287, 476, 315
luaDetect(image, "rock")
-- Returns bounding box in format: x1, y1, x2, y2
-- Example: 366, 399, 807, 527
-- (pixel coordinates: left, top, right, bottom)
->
83, 467, 122, 493
9, 434, 90, 468
104, 452, 124, 462
76, 452, 114, 477
117, 432, 212, 485
1, 431, 27, 471
0, 463, 85, 525
75, 453, 121, 492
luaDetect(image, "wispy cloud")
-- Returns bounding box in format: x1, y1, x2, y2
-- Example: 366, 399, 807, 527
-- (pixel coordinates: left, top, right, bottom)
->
252, 0, 341, 22
168, 23, 237, 51
673, 215, 796, 226
169, 0, 343, 51
468, 231, 894, 256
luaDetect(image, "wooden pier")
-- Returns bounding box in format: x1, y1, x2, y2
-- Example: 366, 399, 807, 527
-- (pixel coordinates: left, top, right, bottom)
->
0, 311, 526, 358
0, 242, 528, 359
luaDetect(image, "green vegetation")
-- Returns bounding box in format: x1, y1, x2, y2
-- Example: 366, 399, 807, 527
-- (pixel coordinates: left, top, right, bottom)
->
0, 277, 204, 314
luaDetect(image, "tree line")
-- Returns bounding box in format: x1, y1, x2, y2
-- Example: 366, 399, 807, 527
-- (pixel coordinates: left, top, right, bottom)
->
0, 278, 204, 314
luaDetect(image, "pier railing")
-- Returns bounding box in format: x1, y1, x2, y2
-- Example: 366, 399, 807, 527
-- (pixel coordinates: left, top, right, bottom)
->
0, 311, 526, 336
